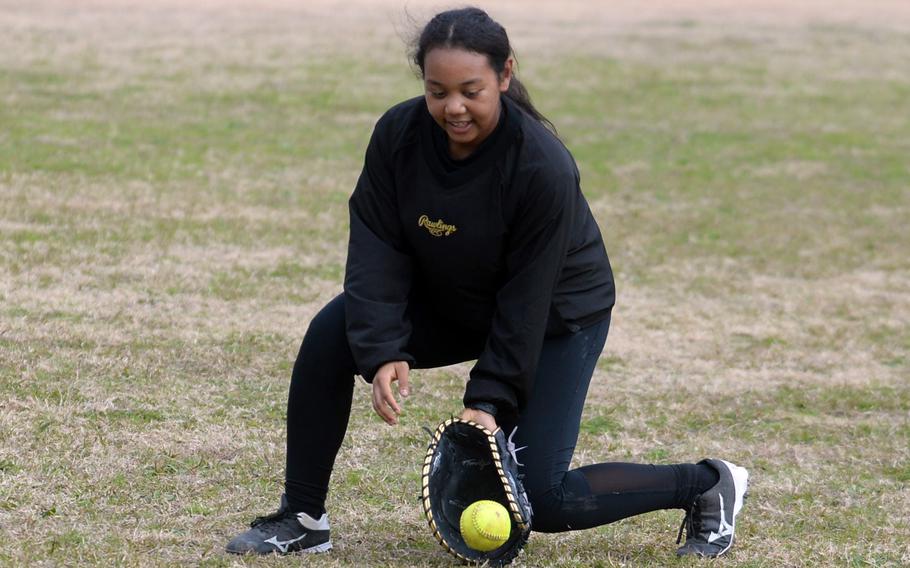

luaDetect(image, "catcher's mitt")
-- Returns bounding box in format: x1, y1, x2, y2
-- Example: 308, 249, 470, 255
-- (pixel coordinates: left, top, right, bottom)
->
421, 418, 532, 566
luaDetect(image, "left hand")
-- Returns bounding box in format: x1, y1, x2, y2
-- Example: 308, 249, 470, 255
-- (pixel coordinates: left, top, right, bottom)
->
460, 407, 498, 433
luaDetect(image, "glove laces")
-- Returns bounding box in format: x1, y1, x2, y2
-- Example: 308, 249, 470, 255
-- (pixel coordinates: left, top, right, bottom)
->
506, 426, 527, 467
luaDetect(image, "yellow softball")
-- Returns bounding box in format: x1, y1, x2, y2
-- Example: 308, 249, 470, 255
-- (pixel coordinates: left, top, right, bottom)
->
459, 500, 511, 552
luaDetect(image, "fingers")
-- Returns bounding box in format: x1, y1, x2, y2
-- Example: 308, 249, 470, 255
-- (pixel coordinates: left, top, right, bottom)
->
372, 361, 411, 426
372, 375, 399, 425
397, 362, 410, 398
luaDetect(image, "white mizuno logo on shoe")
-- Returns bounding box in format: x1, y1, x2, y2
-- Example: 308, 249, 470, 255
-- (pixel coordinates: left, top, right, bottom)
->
707, 494, 734, 543
264, 533, 307, 553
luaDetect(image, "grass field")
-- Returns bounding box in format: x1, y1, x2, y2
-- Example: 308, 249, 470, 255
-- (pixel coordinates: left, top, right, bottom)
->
1, 0, 909, 566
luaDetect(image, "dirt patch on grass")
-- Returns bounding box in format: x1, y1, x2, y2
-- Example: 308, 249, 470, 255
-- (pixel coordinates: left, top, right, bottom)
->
6, 0, 910, 65
2, 1, 909, 566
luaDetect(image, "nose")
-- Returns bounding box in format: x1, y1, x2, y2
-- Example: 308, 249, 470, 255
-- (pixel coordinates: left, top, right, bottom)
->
445, 96, 466, 116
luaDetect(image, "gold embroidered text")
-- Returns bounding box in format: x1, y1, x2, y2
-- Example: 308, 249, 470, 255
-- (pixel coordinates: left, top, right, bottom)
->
418, 215, 458, 237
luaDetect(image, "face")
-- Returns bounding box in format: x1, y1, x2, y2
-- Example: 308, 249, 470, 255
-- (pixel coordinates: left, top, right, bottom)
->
423, 47, 512, 160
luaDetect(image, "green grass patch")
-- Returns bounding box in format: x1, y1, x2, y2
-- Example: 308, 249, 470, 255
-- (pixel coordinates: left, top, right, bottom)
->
1, 6, 909, 567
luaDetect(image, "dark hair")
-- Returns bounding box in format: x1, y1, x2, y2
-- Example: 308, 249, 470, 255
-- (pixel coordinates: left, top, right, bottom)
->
410, 7, 556, 134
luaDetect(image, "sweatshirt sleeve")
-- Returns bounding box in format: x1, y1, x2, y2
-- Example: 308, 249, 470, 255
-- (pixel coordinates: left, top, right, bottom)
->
344, 120, 414, 381
463, 165, 578, 415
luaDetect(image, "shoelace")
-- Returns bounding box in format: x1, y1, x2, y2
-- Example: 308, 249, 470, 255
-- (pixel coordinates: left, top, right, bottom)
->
676, 501, 701, 545
251, 507, 292, 529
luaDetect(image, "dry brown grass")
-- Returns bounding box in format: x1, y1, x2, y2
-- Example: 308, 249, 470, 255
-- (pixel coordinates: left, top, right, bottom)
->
1, 1, 909, 566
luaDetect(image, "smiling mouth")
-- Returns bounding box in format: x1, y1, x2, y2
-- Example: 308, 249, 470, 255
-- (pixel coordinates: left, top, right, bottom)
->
447, 120, 472, 131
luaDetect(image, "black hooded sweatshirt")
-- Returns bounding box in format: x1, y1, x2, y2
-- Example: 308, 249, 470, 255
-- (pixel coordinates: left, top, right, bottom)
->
343, 95, 615, 416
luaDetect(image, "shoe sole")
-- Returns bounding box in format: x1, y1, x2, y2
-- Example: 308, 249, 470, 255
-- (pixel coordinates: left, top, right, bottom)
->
301, 541, 333, 554
225, 540, 333, 556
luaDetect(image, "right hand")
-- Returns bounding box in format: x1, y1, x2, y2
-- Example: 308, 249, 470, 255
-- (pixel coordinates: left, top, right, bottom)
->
371, 361, 410, 425
460, 407, 498, 433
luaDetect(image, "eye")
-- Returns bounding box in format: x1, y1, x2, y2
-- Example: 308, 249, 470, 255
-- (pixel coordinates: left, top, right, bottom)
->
429, 90, 446, 99
465, 91, 480, 98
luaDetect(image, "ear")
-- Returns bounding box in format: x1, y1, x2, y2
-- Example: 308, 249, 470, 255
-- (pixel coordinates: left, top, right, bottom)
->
499, 57, 514, 92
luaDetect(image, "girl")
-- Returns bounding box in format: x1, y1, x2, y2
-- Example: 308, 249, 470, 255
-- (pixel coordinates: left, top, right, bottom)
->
226, 6, 748, 560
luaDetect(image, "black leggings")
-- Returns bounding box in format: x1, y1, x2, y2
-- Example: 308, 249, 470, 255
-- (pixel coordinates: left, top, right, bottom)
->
284, 294, 716, 532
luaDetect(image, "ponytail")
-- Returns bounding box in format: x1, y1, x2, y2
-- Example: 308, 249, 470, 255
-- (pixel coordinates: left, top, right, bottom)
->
505, 76, 556, 134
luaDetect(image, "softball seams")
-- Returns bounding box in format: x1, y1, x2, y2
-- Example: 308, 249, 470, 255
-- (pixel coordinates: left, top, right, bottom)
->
472, 506, 509, 543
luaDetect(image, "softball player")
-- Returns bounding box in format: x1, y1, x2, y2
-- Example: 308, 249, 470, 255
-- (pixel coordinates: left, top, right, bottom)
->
226, 7, 747, 559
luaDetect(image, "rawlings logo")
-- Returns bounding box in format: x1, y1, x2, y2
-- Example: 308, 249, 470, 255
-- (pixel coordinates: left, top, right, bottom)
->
418, 215, 457, 237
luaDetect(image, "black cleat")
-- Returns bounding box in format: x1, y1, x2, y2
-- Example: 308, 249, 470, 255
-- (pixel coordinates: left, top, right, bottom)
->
226, 495, 332, 555
676, 459, 749, 558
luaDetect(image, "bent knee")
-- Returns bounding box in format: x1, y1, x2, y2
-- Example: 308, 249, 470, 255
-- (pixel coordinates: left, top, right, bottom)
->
528, 491, 570, 533
296, 295, 355, 371
525, 471, 597, 533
